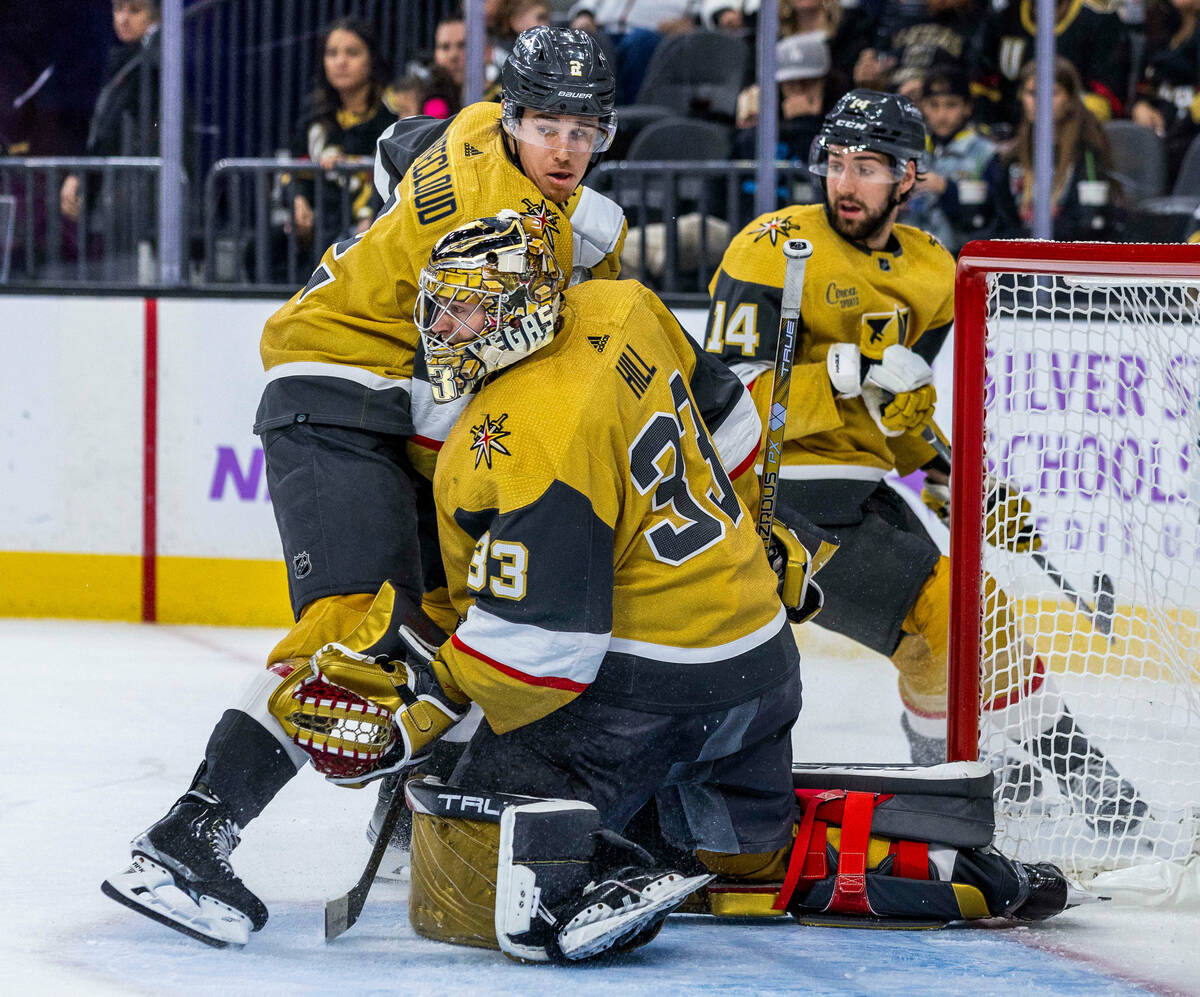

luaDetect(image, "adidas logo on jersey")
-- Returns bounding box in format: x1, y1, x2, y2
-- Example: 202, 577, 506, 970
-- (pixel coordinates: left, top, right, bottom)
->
588, 335, 609, 353
464, 142, 482, 158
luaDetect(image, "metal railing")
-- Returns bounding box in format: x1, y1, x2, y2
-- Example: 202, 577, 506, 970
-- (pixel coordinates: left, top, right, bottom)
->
0, 158, 165, 285
2, 157, 825, 298
203, 156, 377, 287
590, 160, 818, 301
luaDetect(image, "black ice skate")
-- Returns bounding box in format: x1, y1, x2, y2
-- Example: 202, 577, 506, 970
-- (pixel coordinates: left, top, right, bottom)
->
551, 866, 712, 962
1062, 752, 1149, 835
1010, 861, 1101, 920
101, 788, 268, 948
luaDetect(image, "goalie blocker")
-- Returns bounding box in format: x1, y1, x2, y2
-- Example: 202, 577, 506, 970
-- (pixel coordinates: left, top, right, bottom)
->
688, 762, 1096, 927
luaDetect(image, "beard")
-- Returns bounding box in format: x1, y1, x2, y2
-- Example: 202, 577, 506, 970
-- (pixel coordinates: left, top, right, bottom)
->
828, 193, 895, 245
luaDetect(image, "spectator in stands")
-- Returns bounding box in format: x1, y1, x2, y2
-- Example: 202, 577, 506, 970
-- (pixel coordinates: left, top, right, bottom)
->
430, 15, 501, 109
700, 0, 758, 36
986, 58, 1124, 241
972, 0, 1131, 132
492, 1, 553, 67
1130, 0, 1200, 185
733, 31, 848, 161
853, 0, 981, 100
60, 0, 162, 224
568, 1, 700, 104
286, 18, 394, 250
905, 64, 998, 254
781, 0, 880, 82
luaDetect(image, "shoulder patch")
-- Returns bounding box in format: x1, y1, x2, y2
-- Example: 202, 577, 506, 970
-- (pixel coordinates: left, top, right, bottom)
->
520, 197, 561, 252
464, 142, 482, 158
615, 344, 657, 399
752, 215, 798, 245
469, 413, 512, 469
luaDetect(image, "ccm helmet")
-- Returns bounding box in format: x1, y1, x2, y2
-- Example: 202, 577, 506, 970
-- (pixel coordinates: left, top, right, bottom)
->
501, 26, 617, 153
415, 211, 564, 403
809, 89, 928, 181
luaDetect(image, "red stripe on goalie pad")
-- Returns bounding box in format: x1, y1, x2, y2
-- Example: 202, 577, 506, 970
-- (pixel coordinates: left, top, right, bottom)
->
827, 791, 875, 916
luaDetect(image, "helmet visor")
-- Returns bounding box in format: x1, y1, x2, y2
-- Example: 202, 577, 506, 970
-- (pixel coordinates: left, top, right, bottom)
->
808, 136, 910, 184
502, 105, 617, 153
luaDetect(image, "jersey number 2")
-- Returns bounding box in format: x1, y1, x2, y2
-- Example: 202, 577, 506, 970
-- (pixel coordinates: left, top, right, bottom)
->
628, 371, 742, 565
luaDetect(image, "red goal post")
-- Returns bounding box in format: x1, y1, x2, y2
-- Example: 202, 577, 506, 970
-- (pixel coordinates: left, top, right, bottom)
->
947, 240, 1200, 894
948, 239, 1200, 762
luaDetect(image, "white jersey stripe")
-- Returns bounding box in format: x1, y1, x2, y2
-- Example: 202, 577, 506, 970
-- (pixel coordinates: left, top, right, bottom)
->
609, 605, 786, 664
764, 463, 888, 483
711, 388, 763, 475
411, 387, 470, 444
456, 605, 610, 687
263, 361, 411, 393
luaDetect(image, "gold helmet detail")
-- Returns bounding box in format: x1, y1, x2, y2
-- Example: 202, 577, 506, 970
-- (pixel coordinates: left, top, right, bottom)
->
415, 211, 563, 403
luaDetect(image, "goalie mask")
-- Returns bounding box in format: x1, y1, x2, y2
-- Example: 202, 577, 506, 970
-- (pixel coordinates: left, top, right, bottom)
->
416, 211, 564, 403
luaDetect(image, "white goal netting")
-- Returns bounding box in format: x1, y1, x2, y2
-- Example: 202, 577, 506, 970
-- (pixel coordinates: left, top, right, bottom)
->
970, 268, 1200, 896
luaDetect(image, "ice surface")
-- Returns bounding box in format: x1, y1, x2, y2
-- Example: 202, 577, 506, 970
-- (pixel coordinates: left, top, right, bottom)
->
2, 619, 1197, 996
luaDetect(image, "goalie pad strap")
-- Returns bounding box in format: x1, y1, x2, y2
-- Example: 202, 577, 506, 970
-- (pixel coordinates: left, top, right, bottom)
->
828, 791, 874, 916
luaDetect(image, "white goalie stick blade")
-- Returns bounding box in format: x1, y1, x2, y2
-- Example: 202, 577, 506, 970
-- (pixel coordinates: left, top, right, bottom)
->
555, 871, 714, 962
101, 853, 253, 948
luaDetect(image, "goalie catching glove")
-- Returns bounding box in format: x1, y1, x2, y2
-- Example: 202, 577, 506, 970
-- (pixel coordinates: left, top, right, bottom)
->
267, 583, 470, 786
827, 342, 936, 437
922, 477, 1041, 553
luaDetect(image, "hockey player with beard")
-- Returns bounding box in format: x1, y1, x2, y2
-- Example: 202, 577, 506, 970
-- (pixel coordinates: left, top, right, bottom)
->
704, 89, 1146, 830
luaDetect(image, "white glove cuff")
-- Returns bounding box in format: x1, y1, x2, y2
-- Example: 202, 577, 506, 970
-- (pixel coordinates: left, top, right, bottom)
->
827, 343, 863, 397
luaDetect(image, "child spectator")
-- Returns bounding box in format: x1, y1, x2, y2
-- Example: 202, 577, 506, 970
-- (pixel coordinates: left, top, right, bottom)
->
906, 65, 998, 253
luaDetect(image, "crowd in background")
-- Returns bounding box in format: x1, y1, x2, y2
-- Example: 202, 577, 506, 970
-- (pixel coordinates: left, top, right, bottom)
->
5, 0, 1200, 284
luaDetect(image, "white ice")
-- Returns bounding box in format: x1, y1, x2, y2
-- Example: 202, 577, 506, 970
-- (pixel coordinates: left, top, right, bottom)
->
2, 619, 1198, 996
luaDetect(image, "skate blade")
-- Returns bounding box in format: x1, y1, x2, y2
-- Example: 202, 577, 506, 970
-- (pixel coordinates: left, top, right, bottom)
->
557, 872, 712, 961
102, 854, 252, 948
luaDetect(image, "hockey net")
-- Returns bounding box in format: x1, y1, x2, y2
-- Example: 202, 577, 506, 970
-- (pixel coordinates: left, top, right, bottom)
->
949, 241, 1200, 902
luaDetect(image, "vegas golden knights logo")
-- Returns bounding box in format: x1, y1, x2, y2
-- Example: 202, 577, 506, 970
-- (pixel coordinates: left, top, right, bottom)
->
858, 306, 910, 361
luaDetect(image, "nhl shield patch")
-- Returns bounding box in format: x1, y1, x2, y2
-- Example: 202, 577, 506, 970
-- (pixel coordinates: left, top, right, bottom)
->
292, 551, 313, 579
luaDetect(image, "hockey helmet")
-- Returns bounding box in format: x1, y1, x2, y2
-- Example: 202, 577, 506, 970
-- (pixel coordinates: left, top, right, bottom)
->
501, 26, 617, 154
416, 211, 563, 403
809, 89, 928, 182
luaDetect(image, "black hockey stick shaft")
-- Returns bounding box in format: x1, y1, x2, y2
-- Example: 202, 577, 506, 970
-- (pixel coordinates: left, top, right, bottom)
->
757, 238, 813, 551
919, 429, 1115, 641
325, 778, 408, 941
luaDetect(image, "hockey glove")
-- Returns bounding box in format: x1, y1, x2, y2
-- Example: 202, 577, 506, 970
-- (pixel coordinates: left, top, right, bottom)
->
293, 629, 470, 787
767, 522, 835, 625
921, 480, 951, 527
985, 479, 1041, 553
827, 343, 936, 437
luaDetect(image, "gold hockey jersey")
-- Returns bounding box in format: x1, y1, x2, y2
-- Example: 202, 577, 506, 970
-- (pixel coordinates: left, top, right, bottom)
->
705, 204, 955, 478
254, 102, 625, 463
432, 279, 789, 733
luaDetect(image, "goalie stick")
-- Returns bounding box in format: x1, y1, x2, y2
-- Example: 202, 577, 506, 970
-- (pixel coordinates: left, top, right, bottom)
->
757, 238, 813, 551
324, 776, 408, 941
920, 428, 1116, 641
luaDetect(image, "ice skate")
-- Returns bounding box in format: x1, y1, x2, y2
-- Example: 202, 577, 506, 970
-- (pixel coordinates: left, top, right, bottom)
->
1062, 752, 1149, 836
552, 867, 713, 962
986, 749, 1045, 807
102, 788, 268, 948
1010, 861, 1102, 920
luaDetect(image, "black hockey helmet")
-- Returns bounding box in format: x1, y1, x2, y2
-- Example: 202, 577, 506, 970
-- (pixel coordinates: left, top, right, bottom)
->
809, 89, 928, 180
501, 26, 617, 153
